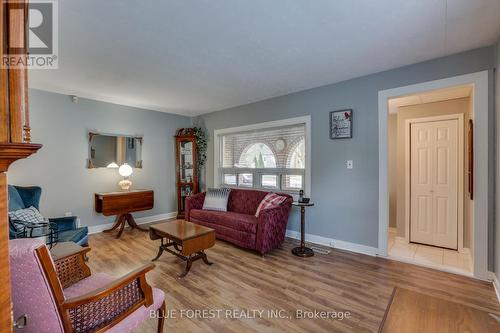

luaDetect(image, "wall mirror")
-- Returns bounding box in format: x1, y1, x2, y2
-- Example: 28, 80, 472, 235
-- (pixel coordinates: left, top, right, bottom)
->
88, 132, 143, 168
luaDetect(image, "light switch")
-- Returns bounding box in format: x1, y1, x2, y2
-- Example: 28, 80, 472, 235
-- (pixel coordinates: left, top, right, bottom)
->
346, 160, 353, 169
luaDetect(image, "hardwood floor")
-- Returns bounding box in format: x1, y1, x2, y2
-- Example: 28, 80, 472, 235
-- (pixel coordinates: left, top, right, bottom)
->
87, 223, 500, 333
379, 288, 500, 332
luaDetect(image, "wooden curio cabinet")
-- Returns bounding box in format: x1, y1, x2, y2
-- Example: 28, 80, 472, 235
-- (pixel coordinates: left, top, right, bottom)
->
175, 128, 198, 219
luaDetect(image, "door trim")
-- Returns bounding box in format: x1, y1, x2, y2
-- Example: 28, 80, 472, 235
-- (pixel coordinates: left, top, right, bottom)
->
404, 114, 464, 251
378, 70, 489, 280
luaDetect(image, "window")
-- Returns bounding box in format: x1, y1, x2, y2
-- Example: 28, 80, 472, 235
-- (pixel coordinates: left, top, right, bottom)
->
215, 117, 310, 194
238, 143, 276, 168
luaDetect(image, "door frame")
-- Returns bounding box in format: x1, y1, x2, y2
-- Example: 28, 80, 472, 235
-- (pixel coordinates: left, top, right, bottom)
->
378, 70, 489, 280
404, 114, 464, 251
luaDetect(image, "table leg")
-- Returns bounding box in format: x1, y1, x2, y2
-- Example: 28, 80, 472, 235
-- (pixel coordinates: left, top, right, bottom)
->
152, 244, 164, 261
300, 206, 305, 249
292, 206, 314, 257
201, 251, 213, 265
179, 257, 193, 278
116, 218, 126, 239
126, 213, 149, 232
103, 215, 124, 233
151, 237, 214, 277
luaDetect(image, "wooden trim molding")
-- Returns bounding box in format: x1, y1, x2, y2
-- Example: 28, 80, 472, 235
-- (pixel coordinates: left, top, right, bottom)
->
0, 142, 42, 171
468, 119, 473, 200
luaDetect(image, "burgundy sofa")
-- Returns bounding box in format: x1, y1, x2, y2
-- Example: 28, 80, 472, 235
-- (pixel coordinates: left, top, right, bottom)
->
185, 189, 293, 254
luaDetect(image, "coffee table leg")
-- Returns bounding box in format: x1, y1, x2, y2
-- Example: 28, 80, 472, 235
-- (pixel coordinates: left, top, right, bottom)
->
201, 251, 213, 266
152, 238, 165, 261
179, 257, 193, 278
152, 245, 164, 261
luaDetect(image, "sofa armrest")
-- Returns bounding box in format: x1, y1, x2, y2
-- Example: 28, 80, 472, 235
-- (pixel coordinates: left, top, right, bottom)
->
61, 264, 155, 333
49, 216, 77, 232
255, 198, 293, 254
185, 192, 206, 221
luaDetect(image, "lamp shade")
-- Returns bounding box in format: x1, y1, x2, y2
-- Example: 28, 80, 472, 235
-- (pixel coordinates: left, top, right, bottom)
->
118, 163, 133, 177
107, 162, 119, 168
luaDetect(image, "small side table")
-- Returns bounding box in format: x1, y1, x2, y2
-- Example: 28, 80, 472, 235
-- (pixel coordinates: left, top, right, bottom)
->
291, 202, 314, 257
94, 190, 154, 239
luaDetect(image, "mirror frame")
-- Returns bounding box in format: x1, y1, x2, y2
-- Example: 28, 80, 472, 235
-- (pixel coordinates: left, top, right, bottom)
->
87, 132, 144, 169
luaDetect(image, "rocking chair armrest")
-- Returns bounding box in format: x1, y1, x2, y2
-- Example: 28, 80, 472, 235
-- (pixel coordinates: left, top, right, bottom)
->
61, 264, 156, 333
53, 247, 92, 289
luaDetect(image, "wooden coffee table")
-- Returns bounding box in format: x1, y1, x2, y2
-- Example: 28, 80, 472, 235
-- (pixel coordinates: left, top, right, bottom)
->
149, 220, 215, 278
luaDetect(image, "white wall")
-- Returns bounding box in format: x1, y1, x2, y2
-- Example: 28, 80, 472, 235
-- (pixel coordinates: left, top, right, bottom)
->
8, 89, 192, 227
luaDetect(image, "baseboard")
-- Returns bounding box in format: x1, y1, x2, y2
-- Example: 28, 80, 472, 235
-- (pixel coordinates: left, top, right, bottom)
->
285, 229, 379, 257
88, 212, 177, 234
395, 236, 408, 244
488, 272, 500, 304
459, 247, 471, 255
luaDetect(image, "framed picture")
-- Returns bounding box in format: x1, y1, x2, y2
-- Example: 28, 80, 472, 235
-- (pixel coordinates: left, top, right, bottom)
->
330, 109, 352, 139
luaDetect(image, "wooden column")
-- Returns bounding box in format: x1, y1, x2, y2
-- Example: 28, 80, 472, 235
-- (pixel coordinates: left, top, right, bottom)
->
0, 0, 10, 143
6, 0, 30, 143
0, 173, 10, 333
0, 1, 42, 331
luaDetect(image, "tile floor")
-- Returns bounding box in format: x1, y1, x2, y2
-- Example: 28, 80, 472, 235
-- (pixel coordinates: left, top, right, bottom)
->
388, 229, 472, 275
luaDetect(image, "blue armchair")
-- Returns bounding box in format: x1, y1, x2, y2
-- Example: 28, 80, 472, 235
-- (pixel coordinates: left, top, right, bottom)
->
8, 185, 88, 246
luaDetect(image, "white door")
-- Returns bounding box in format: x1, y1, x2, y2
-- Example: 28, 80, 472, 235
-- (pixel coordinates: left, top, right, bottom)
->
410, 119, 458, 249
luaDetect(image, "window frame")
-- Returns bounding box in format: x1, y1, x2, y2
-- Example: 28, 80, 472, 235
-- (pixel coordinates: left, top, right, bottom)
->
214, 116, 311, 196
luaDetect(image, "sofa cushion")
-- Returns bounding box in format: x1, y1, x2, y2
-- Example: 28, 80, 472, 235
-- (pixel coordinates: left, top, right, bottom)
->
202, 188, 231, 212
190, 217, 257, 249
190, 209, 258, 234
58, 227, 89, 244
227, 189, 269, 215
9, 206, 46, 230
255, 193, 287, 217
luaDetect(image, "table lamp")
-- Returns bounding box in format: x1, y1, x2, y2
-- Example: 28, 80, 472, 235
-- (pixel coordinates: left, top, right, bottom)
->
106, 162, 119, 168
118, 163, 133, 190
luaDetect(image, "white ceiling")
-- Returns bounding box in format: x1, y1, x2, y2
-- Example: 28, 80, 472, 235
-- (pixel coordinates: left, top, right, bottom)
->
28, 0, 500, 116
388, 84, 472, 113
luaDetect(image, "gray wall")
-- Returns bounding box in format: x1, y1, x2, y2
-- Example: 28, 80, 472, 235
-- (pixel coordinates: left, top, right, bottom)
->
8, 89, 191, 227
197, 46, 496, 255
495, 37, 500, 280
